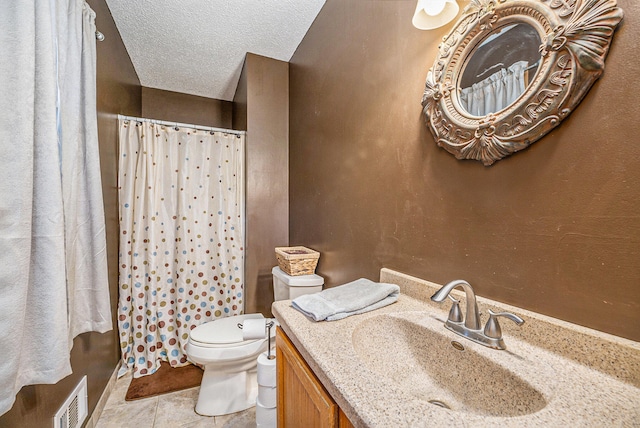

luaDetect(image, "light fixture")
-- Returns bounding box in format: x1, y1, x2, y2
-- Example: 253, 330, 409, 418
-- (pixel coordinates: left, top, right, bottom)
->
412, 0, 459, 30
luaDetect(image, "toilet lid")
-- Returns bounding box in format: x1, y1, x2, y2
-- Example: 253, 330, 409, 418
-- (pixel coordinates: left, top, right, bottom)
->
190, 313, 265, 345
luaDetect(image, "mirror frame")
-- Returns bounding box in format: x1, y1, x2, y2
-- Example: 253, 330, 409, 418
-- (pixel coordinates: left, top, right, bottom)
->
421, 0, 623, 166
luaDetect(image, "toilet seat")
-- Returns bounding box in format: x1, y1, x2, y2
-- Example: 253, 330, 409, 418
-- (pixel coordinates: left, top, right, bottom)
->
187, 313, 270, 362
190, 313, 265, 347
188, 338, 257, 349
187, 337, 266, 362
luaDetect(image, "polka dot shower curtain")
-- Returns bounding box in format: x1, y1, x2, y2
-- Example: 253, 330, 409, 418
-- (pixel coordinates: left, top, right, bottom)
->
117, 119, 245, 377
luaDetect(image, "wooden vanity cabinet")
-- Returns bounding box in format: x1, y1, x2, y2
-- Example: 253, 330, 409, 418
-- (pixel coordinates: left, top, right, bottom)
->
276, 327, 355, 428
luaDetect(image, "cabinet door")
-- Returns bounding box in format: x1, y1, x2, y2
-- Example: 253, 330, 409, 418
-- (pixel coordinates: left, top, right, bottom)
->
339, 408, 355, 428
276, 327, 338, 428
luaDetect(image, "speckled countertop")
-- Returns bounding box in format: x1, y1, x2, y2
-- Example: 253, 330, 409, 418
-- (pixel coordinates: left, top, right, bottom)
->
272, 269, 640, 427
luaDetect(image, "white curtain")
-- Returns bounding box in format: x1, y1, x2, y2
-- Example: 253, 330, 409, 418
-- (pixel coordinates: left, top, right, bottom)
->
117, 120, 245, 377
0, 0, 111, 416
460, 61, 529, 117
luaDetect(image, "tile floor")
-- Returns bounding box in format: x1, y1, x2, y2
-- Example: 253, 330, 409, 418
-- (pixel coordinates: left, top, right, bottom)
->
96, 372, 255, 428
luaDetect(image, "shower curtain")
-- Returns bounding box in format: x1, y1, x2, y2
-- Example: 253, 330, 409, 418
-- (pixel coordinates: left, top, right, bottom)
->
0, 0, 111, 416
459, 60, 529, 117
118, 120, 245, 377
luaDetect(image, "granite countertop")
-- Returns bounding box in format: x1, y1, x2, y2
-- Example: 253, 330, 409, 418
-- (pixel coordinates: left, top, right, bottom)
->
272, 268, 640, 427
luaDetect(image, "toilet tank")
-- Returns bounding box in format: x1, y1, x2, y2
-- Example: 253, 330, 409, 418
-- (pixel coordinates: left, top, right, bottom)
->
272, 266, 323, 301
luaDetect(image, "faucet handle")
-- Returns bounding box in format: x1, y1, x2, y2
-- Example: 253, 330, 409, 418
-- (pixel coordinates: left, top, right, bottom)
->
447, 295, 463, 323
483, 309, 525, 339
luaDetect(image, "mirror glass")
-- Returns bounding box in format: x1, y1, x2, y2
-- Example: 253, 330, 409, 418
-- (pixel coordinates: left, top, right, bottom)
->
458, 23, 541, 117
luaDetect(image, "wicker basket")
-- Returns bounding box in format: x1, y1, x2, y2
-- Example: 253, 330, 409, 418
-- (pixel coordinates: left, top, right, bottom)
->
275, 246, 320, 276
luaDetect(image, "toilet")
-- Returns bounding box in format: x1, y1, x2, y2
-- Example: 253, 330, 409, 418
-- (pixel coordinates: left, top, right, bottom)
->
186, 266, 324, 416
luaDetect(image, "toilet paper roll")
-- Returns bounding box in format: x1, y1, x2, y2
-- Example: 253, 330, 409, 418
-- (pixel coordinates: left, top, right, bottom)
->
242, 319, 267, 340
258, 385, 277, 408
256, 398, 277, 427
257, 352, 277, 387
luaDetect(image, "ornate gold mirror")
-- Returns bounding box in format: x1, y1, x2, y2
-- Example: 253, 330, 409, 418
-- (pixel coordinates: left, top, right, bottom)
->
421, 0, 623, 166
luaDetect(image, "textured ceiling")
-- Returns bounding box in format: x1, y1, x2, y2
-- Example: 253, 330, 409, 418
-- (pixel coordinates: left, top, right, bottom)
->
105, 0, 326, 101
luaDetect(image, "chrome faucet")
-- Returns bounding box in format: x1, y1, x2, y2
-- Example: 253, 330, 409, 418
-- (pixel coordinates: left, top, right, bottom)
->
431, 280, 481, 330
430, 280, 524, 350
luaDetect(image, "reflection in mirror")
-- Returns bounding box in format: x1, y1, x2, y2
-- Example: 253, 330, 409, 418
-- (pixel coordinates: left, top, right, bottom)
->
459, 24, 541, 117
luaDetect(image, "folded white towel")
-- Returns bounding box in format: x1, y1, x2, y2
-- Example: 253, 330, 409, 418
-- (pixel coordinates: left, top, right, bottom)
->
291, 278, 400, 322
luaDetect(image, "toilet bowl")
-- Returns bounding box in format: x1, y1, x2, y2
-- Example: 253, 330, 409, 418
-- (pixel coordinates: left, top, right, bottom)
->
186, 266, 323, 416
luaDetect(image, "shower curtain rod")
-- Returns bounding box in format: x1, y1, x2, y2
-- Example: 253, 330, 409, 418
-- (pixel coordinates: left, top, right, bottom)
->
117, 114, 246, 136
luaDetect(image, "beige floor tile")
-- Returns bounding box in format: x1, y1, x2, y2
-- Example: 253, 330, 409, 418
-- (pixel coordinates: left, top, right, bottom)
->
103, 372, 133, 411
177, 417, 217, 428
215, 407, 256, 428
154, 387, 205, 428
95, 396, 158, 428
96, 370, 256, 428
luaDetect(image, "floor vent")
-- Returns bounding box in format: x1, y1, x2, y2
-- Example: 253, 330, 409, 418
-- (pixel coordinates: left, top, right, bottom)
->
54, 376, 88, 428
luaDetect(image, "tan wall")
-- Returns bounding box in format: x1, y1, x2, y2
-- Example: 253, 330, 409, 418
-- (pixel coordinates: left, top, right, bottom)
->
0, 1, 141, 426
235, 53, 289, 316
142, 86, 232, 128
289, 0, 640, 340
232, 64, 248, 131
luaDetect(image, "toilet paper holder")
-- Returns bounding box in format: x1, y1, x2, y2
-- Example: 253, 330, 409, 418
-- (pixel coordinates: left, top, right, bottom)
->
238, 320, 276, 360
265, 320, 275, 360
